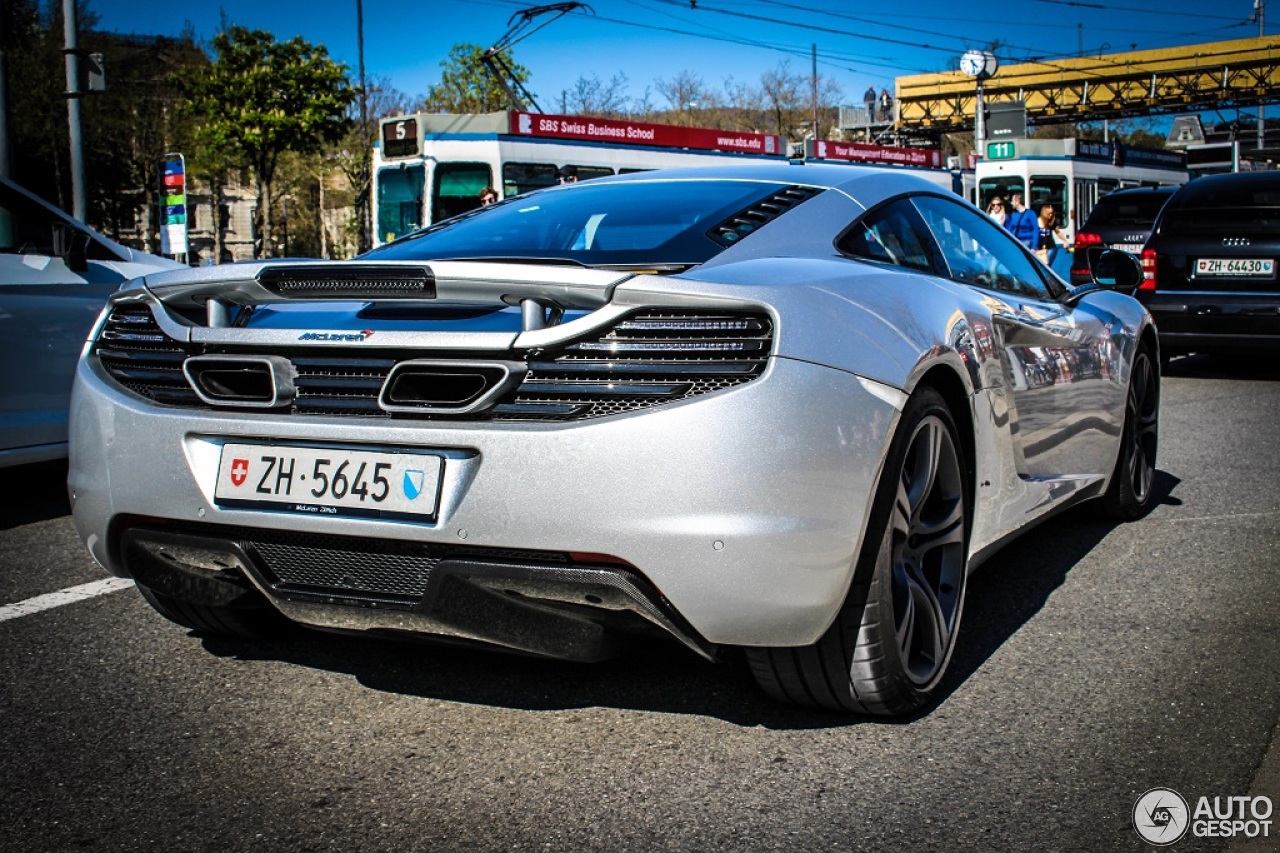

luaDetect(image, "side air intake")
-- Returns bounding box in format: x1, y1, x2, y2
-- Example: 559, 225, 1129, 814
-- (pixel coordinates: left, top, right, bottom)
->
707, 185, 824, 246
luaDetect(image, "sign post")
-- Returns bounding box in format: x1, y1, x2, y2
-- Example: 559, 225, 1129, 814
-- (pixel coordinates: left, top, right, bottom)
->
159, 153, 188, 261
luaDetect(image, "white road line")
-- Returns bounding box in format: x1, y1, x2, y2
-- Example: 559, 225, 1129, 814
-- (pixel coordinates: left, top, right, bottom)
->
0, 577, 135, 624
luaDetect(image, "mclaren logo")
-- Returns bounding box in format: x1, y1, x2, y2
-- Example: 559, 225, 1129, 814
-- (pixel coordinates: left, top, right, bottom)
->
297, 330, 376, 342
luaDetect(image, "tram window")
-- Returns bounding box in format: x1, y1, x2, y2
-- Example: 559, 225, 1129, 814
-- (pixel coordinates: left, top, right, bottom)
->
1030, 176, 1068, 227
432, 162, 492, 223
571, 165, 615, 181
503, 162, 558, 196
1098, 179, 1120, 196
377, 164, 424, 244
979, 178, 1023, 211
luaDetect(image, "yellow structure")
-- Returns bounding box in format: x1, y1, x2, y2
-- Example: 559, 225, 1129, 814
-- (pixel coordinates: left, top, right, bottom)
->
896, 37, 1280, 136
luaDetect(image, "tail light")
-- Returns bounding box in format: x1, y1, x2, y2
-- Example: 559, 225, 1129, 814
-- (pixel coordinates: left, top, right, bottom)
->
1140, 248, 1158, 291
1071, 231, 1102, 279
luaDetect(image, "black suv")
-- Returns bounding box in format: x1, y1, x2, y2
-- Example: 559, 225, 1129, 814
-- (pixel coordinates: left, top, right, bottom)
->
1070, 187, 1175, 285
1139, 171, 1280, 357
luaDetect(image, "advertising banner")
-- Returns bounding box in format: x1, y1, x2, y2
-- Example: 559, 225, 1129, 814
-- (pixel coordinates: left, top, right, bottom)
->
510, 111, 781, 157
809, 140, 943, 168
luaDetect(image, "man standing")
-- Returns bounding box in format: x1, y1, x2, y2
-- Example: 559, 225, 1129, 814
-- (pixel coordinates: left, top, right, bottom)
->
864, 85, 877, 123
1006, 192, 1039, 250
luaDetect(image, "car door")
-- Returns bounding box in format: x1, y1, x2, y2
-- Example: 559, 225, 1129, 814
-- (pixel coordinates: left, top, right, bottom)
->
0, 183, 133, 462
909, 194, 1124, 482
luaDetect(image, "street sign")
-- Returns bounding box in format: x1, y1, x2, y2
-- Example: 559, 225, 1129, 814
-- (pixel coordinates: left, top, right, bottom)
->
986, 141, 1016, 160
159, 154, 188, 256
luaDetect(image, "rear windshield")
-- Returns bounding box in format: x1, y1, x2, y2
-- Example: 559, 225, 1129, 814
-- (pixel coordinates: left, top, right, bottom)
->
363, 179, 797, 267
1085, 192, 1171, 229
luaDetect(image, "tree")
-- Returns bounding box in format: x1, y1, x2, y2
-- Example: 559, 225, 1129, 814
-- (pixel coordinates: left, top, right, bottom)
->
423, 43, 532, 113
176, 26, 355, 258
558, 73, 632, 117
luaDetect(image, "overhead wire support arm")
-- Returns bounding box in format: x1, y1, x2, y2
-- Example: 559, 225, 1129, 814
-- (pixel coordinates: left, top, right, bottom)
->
482, 2, 593, 113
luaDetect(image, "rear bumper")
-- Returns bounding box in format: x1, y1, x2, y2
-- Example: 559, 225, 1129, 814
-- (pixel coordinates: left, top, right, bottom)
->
1140, 292, 1280, 352
69, 353, 900, 649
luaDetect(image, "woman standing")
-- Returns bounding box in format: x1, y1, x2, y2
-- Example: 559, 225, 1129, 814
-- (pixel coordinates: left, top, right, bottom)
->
1036, 205, 1069, 265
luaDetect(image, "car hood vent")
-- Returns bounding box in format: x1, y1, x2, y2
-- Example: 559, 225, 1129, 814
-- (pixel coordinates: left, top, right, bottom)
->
707, 185, 824, 246
257, 264, 435, 300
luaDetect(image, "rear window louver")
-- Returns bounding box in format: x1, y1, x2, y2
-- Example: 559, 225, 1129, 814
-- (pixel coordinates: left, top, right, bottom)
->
93, 306, 773, 423
707, 185, 824, 246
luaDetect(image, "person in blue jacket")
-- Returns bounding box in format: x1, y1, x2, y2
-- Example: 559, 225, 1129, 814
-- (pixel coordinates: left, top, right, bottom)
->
1005, 192, 1039, 250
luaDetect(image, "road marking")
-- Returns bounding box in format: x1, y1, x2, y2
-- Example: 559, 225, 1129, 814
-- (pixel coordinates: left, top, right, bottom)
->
0, 578, 134, 624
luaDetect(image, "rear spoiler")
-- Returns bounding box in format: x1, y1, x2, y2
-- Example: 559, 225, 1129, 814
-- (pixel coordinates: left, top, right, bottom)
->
141, 260, 635, 331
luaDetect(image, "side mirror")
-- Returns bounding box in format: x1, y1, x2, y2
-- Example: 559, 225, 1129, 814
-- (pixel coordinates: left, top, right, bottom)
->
52, 222, 89, 273
1092, 248, 1143, 293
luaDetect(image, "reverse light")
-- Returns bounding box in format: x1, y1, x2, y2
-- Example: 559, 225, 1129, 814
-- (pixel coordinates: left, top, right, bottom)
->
1140, 248, 1158, 291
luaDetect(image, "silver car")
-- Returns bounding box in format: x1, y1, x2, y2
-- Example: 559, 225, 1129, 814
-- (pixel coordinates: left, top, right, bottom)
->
0, 176, 182, 467
68, 164, 1159, 716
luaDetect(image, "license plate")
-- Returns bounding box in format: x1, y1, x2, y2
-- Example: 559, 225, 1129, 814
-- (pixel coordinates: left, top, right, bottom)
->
215, 443, 443, 519
1195, 258, 1275, 277
1114, 243, 1143, 254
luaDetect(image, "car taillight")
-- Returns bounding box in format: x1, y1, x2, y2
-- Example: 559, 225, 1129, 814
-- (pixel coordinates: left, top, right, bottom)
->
1075, 231, 1103, 248
1140, 248, 1157, 291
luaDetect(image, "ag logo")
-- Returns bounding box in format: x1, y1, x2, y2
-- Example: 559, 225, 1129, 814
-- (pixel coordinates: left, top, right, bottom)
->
1134, 787, 1190, 846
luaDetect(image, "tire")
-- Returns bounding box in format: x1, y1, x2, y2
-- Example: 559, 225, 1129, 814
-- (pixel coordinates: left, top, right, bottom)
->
1100, 345, 1159, 520
137, 584, 292, 640
746, 386, 969, 716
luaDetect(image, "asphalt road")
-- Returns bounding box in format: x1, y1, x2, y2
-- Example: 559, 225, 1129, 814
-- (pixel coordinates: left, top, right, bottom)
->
2, 352, 1278, 853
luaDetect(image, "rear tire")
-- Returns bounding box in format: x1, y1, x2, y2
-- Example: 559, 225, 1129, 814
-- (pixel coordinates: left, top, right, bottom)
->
746, 386, 969, 716
1101, 345, 1159, 520
137, 584, 292, 640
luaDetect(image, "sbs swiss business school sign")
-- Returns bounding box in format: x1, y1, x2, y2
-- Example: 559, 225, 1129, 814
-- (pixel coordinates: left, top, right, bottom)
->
510, 111, 781, 157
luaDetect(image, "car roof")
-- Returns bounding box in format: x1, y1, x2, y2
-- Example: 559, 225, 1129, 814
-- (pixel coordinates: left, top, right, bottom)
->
582, 160, 954, 197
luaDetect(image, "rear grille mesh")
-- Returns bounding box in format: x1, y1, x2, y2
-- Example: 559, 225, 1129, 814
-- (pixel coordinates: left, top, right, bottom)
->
239, 528, 571, 608
94, 305, 772, 422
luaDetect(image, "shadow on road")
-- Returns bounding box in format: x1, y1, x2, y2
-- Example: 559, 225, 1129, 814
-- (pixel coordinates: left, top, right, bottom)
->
1163, 352, 1280, 381
195, 469, 1184, 730
0, 459, 71, 530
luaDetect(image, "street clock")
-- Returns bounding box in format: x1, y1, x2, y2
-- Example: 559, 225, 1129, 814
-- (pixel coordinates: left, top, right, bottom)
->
960, 50, 999, 80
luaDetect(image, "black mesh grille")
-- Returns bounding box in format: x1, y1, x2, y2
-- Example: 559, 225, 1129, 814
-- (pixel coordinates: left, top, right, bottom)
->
94, 305, 772, 422
707, 185, 824, 246
257, 264, 435, 299
241, 528, 570, 607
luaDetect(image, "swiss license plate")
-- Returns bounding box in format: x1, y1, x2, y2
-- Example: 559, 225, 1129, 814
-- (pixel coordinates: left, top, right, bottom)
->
1195, 257, 1276, 277
215, 443, 443, 519
1114, 243, 1143, 254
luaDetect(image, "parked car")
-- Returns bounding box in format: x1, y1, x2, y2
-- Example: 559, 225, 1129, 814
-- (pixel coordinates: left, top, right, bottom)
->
1070, 186, 1176, 285
0, 176, 183, 467
69, 163, 1158, 716
1139, 171, 1280, 359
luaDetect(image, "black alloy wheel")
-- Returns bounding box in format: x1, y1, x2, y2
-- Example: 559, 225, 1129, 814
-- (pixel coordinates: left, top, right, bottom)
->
747, 386, 969, 715
1102, 346, 1159, 520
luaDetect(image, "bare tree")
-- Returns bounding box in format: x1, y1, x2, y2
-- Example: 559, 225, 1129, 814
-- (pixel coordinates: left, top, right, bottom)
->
655, 71, 714, 124
558, 73, 633, 117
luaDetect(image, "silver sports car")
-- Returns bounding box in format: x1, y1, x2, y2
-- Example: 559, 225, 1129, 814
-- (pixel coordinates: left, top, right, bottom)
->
68, 163, 1159, 716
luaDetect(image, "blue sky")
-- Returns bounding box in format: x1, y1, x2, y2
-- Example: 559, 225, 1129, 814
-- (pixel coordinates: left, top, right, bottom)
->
84, 0, 1264, 114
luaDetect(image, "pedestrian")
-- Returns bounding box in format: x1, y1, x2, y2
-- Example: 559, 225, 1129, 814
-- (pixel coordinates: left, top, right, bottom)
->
985, 196, 1007, 226
556, 165, 578, 184
479, 186, 498, 206
1005, 191, 1039, 250
879, 88, 892, 122
864, 85, 877, 123
1035, 204, 1070, 265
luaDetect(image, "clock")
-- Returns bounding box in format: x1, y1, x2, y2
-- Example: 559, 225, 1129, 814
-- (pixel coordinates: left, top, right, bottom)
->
960, 50, 998, 80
